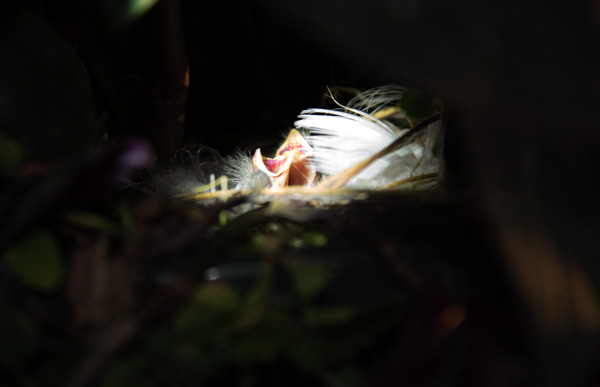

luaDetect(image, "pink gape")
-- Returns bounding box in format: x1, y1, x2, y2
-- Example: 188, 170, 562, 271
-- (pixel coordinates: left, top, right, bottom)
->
251, 129, 317, 188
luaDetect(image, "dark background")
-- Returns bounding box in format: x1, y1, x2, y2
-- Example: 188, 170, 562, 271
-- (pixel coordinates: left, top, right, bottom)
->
2, 1, 600, 386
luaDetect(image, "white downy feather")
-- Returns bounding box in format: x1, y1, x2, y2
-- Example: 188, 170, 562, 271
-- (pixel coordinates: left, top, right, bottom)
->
222, 150, 255, 190
295, 86, 441, 189
347, 85, 407, 116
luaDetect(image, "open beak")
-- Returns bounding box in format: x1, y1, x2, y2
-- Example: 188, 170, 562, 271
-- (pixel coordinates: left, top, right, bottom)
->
252, 129, 316, 188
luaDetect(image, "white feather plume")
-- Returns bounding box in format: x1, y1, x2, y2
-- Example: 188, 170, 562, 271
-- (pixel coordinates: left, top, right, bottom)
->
295, 86, 441, 189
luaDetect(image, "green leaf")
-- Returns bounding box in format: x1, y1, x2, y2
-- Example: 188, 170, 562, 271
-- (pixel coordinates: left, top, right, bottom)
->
117, 200, 135, 234
305, 307, 355, 326
0, 307, 38, 371
250, 233, 267, 251
4, 229, 65, 291
0, 10, 99, 163
288, 336, 324, 371
283, 259, 331, 300
0, 133, 23, 175
299, 230, 328, 248
218, 210, 228, 227
400, 89, 436, 119
192, 282, 241, 313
